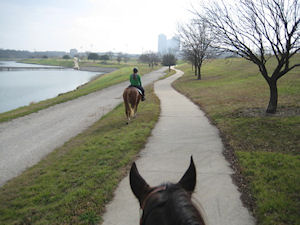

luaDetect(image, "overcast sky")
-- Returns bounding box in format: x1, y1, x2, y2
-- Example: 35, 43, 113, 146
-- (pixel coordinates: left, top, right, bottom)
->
0, 0, 199, 54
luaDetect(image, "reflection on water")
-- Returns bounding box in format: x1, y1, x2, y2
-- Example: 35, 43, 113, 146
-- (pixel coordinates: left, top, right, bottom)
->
0, 61, 100, 113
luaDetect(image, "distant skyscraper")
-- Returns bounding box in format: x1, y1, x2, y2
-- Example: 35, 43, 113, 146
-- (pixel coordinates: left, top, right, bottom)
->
158, 34, 180, 55
158, 34, 167, 54
168, 36, 180, 53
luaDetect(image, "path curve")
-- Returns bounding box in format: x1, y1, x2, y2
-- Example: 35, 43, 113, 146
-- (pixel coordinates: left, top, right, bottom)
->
101, 69, 255, 225
0, 67, 167, 186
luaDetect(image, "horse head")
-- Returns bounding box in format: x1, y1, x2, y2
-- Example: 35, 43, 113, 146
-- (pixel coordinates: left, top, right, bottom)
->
130, 156, 206, 225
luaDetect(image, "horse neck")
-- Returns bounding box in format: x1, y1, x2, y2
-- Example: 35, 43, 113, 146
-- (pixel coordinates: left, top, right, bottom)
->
168, 187, 205, 225
143, 184, 205, 225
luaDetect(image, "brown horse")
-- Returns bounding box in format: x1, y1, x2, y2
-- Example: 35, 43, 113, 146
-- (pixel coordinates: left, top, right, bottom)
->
130, 157, 207, 225
123, 86, 141, 123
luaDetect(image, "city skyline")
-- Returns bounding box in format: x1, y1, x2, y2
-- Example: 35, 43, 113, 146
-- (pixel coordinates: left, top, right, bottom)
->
158, 34, 180, 55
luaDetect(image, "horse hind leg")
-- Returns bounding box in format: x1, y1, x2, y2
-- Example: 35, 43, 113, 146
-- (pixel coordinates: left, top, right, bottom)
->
128, 101, 134, 118
133, 105, 138, 118
133, 95, 141, 118
126, 109, 131, 122
124, 100, 131, 123
125, 107, 135, 124
130, 106, 135, 119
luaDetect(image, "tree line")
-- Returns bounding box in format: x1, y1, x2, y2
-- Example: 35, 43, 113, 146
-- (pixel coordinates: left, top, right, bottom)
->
0, 49, 67, 58
138, 52, 177, 71
86, 51, 177, 70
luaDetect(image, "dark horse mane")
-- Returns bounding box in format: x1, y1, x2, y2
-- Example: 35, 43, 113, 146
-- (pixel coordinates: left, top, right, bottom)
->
141, 182, 205, 225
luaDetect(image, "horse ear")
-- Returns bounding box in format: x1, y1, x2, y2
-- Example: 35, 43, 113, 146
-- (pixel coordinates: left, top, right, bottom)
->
178, 156, 197, 193
130, 162, 151, 206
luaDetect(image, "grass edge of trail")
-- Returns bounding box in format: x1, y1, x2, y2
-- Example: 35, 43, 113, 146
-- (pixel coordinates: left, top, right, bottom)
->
0, 84, 160, 225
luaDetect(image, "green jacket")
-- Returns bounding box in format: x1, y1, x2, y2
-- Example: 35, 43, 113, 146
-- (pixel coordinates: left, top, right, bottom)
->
130, 74, 142, 86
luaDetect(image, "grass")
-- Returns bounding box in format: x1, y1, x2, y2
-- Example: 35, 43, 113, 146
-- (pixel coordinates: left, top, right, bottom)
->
20, 58, 76, 68
19, 58, 140, 69
173, 56, 300, 225
160, 68, 176, 80
238, 152, 300, 225
0, 63, 160, 123
0, 84, 160, 225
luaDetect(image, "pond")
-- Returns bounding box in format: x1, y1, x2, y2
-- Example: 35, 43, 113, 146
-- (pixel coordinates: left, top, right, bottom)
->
0, 61, 101, 113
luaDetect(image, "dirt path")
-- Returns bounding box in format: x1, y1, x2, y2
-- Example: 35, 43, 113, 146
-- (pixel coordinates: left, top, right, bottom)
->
0, 67, 167, 186
101, 69, 255, 225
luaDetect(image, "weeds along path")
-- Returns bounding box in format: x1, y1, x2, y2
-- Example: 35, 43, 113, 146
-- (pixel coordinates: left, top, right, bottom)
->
0, 67, 167, 187
101, 68, 255, 225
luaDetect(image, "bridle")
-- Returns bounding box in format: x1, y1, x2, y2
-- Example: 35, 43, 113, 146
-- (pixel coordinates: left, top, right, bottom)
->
140, 186, 167, 225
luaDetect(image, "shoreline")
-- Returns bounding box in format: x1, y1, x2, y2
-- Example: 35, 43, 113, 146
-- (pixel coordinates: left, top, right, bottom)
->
79, 66, 117, 73
1, 60, 117, 73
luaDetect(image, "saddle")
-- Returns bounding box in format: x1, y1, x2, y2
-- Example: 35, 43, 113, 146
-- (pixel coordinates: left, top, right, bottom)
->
135, 88, 143, 96
129, 85, 143, 96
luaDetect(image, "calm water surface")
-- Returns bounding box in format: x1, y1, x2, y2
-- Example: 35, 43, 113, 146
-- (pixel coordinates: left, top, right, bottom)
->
0, 61, 100, 113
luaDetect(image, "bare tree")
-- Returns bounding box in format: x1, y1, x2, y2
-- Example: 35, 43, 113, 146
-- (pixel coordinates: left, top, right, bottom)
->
196, 0, 300, 113
123, 54, 130, 63
181, 49, 197, 74
117, 52, 123, 64
139, 52, 160, 67
178, 19, 213, 80
162, 53, 177, 71
106, 51, 113, 60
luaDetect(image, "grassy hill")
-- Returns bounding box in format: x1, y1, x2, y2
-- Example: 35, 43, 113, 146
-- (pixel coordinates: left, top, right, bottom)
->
174, 56, 300, 225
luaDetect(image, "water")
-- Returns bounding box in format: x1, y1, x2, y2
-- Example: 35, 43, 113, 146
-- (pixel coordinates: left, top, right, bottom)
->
0, 61, 101, 113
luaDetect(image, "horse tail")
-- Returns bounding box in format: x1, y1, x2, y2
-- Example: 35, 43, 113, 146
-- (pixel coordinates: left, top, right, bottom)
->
123, 87, 141, 122
130, 106, 134, 118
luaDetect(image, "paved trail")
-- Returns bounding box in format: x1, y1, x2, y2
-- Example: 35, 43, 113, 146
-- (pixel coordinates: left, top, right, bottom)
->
101, 69, 255, 225
0, 67, 167, 186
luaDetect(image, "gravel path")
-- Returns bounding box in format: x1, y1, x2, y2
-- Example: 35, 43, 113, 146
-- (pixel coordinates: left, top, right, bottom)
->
0, 67, 167, 186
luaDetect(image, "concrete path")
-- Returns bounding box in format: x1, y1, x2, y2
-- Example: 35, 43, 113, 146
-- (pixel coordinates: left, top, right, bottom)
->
101, 69, 255, 225
0, 67, 167, 186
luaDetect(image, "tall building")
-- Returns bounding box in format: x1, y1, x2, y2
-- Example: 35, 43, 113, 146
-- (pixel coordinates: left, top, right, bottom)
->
158, 34, 167, 54
157, 34, 180, 55
168, 36, 180, 53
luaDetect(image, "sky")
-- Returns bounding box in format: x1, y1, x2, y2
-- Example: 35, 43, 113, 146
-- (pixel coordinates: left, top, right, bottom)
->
0, 0, 199, 54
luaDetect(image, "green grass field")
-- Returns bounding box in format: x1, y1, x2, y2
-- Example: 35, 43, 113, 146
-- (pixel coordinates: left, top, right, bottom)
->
20, 58, 76, 68
0, 84, 160, 225
174, 56, 300, 225
19, 58, 140, 69
0, 61, 160, 123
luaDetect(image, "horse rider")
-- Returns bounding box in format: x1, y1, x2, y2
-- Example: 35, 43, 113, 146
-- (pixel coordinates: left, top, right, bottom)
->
129, 67, 145, 101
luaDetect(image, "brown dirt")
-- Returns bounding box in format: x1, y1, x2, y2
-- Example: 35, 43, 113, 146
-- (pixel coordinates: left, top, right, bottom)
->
231, 106, 300, 118
221, 133, 256, 213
